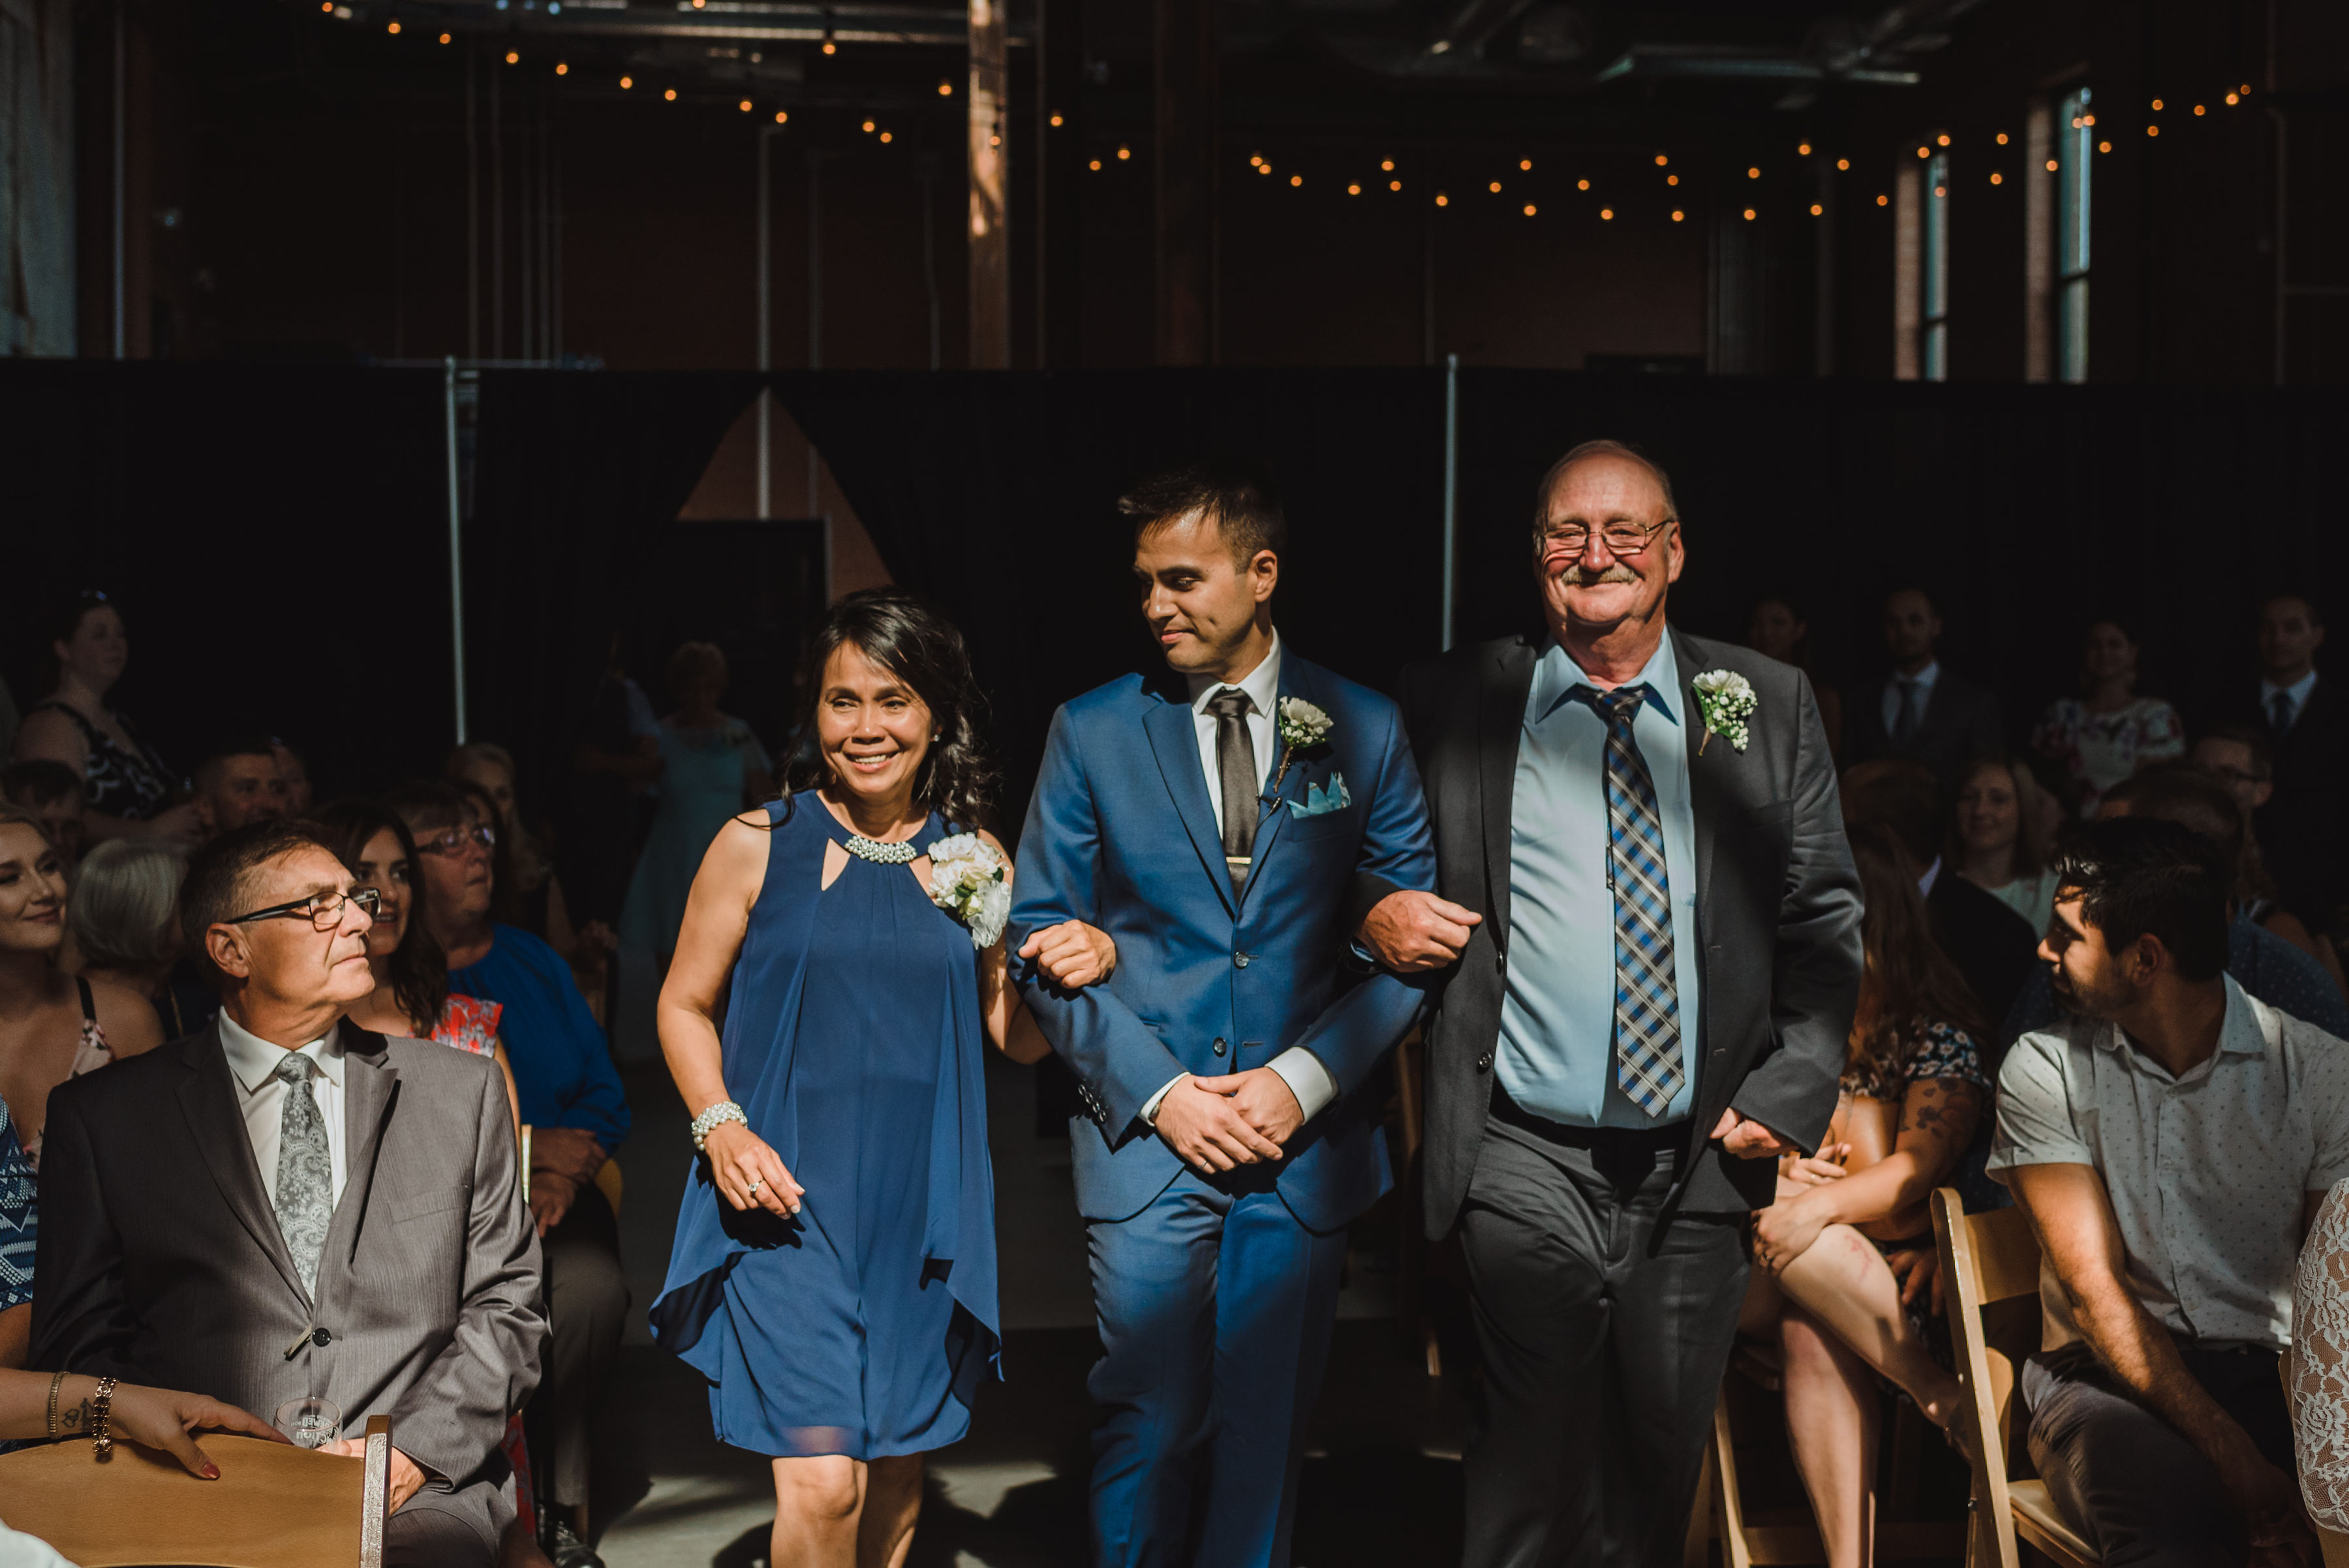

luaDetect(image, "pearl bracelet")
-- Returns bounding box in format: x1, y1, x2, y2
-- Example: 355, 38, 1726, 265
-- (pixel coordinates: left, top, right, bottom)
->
691, 1100, 748, 1152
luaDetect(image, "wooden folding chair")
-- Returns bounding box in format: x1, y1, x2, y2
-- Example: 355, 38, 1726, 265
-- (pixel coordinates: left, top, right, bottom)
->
1688, 1343, 1965, 1567
0, 1413, 393, 1567
1931, 1186, 2097, 1568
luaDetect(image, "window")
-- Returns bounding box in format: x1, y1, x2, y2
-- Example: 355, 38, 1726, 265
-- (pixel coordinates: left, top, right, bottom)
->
2057, 87, 2092, 382
1922, 151, 1950, 380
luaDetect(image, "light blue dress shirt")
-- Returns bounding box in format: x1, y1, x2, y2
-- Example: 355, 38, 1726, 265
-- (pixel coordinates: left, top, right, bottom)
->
1496, 636, 1702, 1128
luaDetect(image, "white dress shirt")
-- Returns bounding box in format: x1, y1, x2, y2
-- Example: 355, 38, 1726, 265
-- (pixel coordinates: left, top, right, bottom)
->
219, 1011, 350, 1210
1881, 658, 1941, 735
1141, 629, 1340, 1130
2261, 669, 2319, 732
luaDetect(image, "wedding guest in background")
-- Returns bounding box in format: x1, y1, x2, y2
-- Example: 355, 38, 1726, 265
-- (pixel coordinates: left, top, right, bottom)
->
190, 740, 288, 840
1952, 754, 2060, 936
2242, 594, 2349, 931
1845, 587, 2004, 795
655, 590, 1088, 1568
2106, 763, 2346, 1000
2032, 619, 2186, 819
0, 806, 161, 1169
561, 635, 662, 941
1993, 816, 2340, 1568
2293, 1176, 2349, 1532
271, 738, 314, 816
1, 761, 86, 866
1738, 823, 1985, 1568
1843, 758, 2038, 1042
2005, 765, 2349, 1042
9, 591, 200, 850
2187, 724, 2330, 979
613, 643, 772, 1060
65, 840, 199, 1038
448, 743, 588, 957
1749, 594, 1845, 762
0, 1097, 34, 1368
1377, 441, 1855, 1568
32, 818, 544, 1567
318, 802, 523, 1129
386, 780, 627, 1567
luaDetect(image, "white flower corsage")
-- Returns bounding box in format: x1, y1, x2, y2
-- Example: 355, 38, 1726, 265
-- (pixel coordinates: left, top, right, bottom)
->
1691, 669, 1758, 755
1270, 697, 1336, 793
925, 833, 1011, 949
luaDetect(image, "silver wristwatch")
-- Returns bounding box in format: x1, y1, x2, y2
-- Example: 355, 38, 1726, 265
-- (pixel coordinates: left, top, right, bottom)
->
692, 1100, 748, 1152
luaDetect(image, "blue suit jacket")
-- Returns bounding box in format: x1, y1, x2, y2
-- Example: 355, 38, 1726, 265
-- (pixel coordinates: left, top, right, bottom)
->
1009, 651, 1438, 1231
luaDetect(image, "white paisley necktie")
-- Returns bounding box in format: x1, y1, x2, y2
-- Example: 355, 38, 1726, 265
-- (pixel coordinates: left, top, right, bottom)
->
273, 1054, 333, 1294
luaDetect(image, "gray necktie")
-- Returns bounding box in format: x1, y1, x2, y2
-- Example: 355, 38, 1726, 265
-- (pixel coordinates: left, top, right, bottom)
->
273, 1054, 333, 1295
1207, 688, 1257, 897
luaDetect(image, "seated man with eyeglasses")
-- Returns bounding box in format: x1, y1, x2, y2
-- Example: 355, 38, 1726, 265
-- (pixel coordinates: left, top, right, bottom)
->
31, 818, 544, 1568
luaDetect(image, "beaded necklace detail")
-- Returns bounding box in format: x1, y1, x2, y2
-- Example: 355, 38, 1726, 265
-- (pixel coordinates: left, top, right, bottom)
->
843, 832, 919, 865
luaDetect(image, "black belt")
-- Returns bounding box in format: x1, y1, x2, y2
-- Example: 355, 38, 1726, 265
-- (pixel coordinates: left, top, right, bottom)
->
1490, 1082, 1690, 1158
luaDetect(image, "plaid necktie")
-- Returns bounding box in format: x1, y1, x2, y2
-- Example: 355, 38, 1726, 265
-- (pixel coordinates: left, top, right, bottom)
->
1574, 683, 1685, 1118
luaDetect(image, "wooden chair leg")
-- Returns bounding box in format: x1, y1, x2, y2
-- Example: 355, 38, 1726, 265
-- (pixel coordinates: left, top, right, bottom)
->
1713, 1391, 1755, 1568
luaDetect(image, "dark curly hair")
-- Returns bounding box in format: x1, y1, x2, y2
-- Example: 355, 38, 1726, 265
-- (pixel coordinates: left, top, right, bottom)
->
779, 589, 997, 832
315, 799, 452, 1034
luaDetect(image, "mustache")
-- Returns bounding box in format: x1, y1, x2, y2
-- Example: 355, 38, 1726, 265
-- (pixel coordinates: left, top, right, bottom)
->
1546, 559, 1643, 587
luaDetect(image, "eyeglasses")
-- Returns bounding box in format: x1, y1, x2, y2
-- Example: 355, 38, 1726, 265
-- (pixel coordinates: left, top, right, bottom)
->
415, 825, 496, 857
226, 887, 380, 931
1541, 519, 1675, 557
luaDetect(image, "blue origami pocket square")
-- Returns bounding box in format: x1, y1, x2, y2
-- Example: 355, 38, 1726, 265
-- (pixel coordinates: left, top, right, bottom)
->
1287, 774, 1353, 819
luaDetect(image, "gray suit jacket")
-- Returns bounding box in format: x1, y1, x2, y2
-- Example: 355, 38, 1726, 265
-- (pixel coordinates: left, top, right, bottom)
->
1394, 628, 1865, 1234
31, 1024, 544, 1545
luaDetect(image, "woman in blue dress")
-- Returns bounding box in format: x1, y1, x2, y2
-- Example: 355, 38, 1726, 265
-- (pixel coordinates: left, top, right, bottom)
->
651, 591, 1113, 1568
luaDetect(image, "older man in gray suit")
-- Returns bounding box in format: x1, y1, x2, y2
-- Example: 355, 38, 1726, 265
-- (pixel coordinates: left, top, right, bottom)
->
33, 818, 544, 1567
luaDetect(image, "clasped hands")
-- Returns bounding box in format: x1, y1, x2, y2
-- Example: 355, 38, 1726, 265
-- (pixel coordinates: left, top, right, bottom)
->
1155, 1069, 1304, 1175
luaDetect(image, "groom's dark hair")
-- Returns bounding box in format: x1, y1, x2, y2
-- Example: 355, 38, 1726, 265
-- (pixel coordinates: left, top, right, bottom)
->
1118, 457, 1287, 570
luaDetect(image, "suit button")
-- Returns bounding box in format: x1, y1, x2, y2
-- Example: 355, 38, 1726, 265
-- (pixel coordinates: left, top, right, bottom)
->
1233, 951, 1251, 968
1212, 1038, 1227, 1056
312, 1328, 332, 1346
1475, 1053, 1494, 1071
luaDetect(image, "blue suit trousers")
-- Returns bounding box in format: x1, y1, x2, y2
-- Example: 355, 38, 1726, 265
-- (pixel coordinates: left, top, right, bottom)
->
1086, 1166, 1347, 1568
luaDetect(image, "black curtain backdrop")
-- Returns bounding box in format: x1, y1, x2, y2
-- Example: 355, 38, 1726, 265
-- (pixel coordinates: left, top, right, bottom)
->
780, 369, 2349, 842
0, 363, 760, 813
9, 363, 2345, 850
0, 361, 451, 799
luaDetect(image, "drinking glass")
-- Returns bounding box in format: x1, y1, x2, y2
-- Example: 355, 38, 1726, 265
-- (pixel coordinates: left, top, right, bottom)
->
274, 1396, 343, 1450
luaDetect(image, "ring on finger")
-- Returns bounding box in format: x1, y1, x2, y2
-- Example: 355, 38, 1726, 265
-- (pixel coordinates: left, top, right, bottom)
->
748, 1177, 764, 1195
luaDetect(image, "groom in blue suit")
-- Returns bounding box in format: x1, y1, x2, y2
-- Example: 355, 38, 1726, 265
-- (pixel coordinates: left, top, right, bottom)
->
1009, 461, 1441, 1568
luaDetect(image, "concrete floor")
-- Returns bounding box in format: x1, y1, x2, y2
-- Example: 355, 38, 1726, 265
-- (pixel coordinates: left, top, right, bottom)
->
588, 1055, 1473, 1568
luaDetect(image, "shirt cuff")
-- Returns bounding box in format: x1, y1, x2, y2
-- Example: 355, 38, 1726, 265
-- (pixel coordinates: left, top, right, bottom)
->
1267, 1048, 1338, 1122
1141, 1073, 1192, 1125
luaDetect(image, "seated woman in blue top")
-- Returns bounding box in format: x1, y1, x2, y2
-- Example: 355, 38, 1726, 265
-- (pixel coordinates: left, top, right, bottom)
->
651, 590, 1114, 1568
383, 777, 628, 1565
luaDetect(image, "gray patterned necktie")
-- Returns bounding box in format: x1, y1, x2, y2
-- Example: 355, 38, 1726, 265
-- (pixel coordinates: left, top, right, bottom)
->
273, 1054, 332, 1295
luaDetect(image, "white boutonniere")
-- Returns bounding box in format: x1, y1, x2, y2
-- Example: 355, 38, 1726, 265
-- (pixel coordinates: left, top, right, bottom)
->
1270, 697, 1336, 793
1691, 669, 1758, 755
925, 833, 1011, 949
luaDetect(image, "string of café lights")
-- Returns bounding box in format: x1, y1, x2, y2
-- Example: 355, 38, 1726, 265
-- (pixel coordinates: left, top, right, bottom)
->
324, 8, 2265, 223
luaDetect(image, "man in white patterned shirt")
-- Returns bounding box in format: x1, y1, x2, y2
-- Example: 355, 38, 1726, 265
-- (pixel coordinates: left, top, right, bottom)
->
1992, 815, 2349, 1568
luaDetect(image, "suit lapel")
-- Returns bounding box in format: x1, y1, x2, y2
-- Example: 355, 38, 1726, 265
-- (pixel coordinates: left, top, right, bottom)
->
1673, 630, 1722, 947
1479, 639, 1537, 946
1141, 681, 1240, 919
318, 1032, 399, 1304
1236, 659, 1312, 906
177, 1026, 309, 1308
